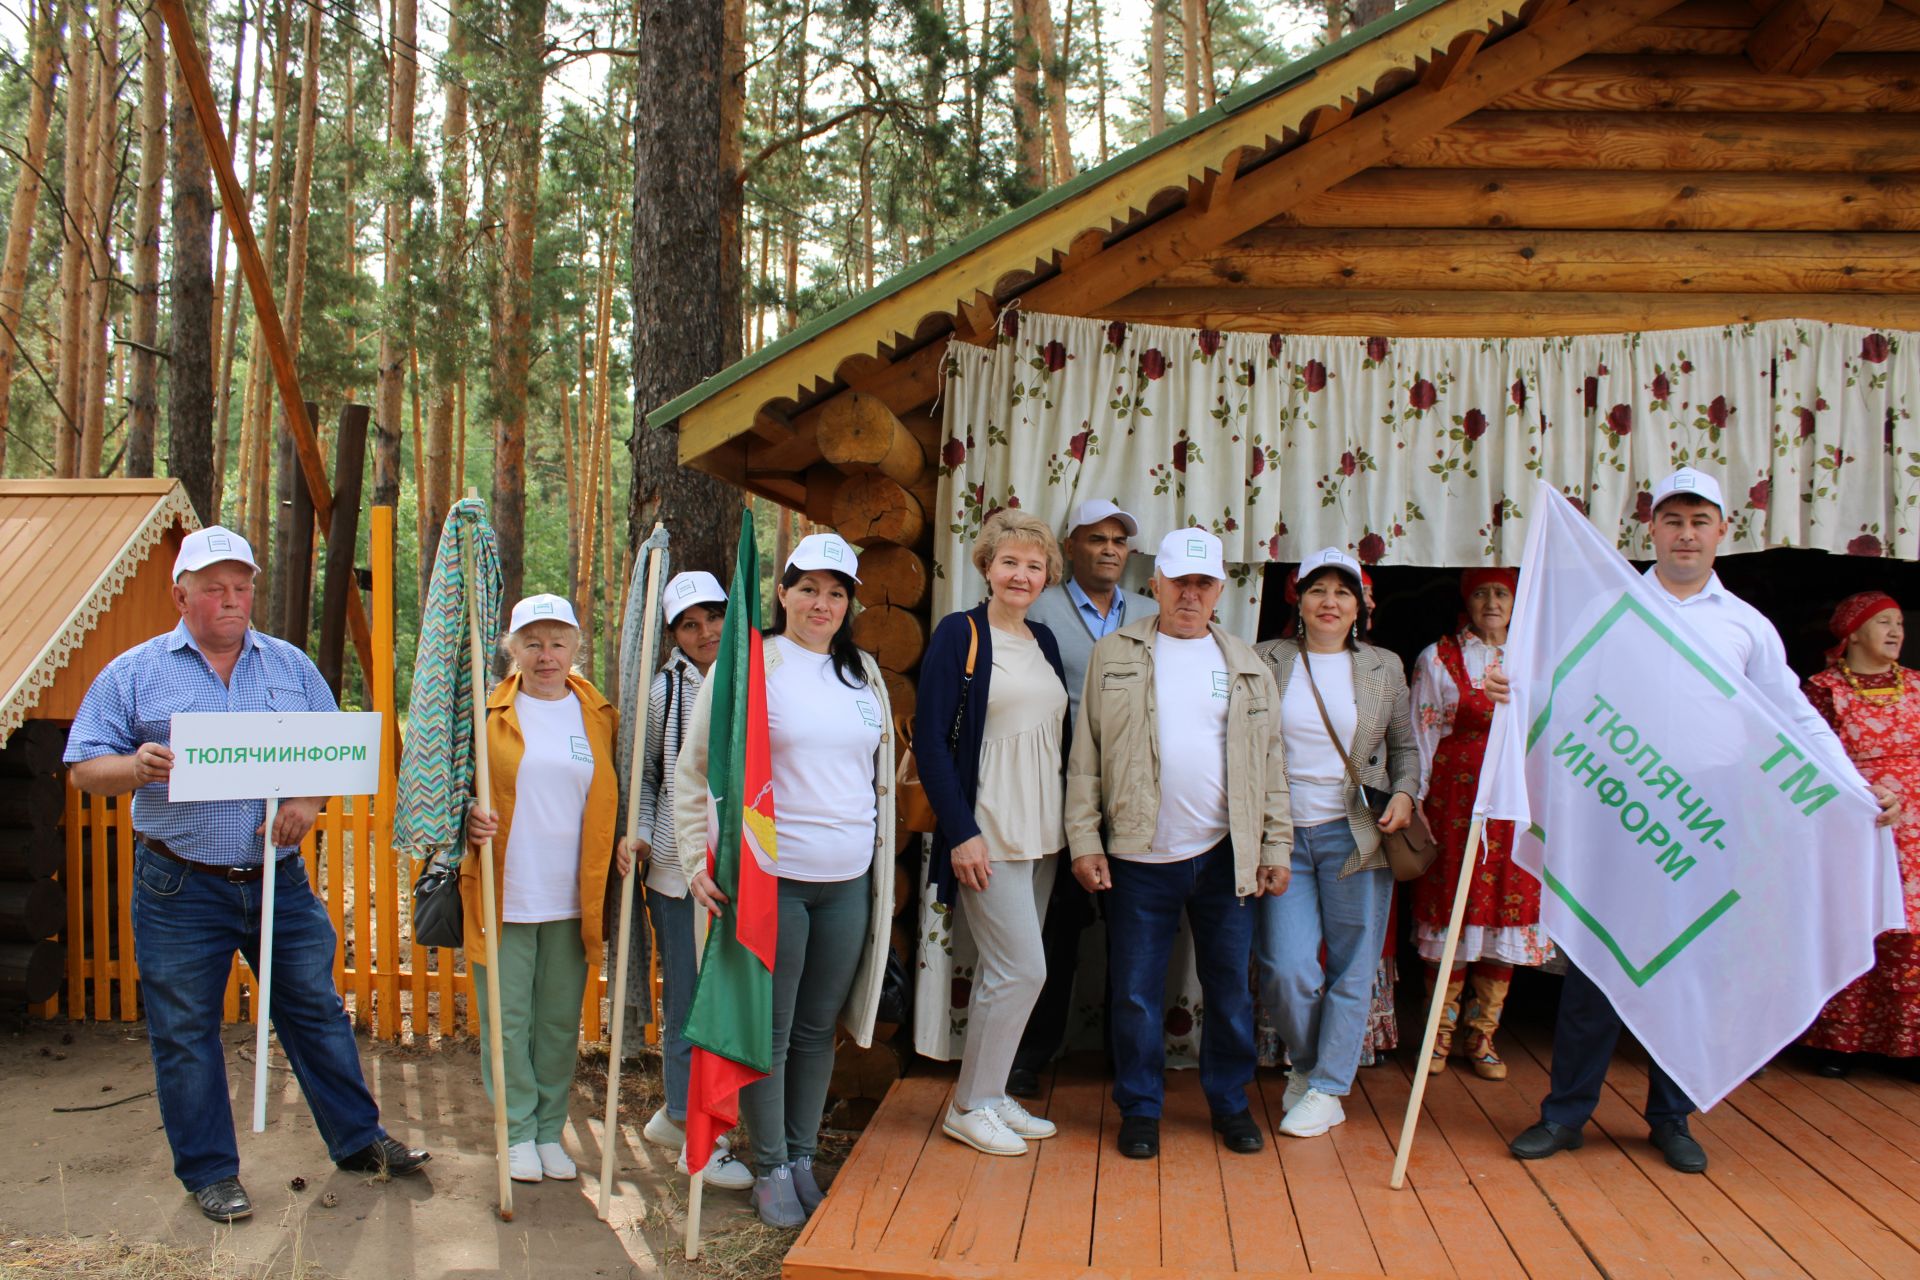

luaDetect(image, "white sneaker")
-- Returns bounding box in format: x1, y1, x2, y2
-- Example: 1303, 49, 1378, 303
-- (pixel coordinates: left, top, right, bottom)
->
677, 1137, 755, 1189
943, 1103, 1028, 1157
992, 1096, 1057, 1140
507, 1141, 543, 1182
643, 1107, 686, 1150
1283, 1069, 1311, 1114
1279, 1089, 1346, 1139
536, 1141, 576, 1180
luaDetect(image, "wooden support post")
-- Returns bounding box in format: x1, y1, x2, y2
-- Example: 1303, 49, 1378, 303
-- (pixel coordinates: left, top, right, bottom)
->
319, 404, 372, 698
853, 544, 931, 610
818, 392, 927, 486
833, 474, 925, 547
155, 0, 375, 681
850, 604, 928, 674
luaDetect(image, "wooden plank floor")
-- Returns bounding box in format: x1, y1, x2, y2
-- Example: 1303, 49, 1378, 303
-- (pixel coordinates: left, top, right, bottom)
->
785, 1046, 1920, 1280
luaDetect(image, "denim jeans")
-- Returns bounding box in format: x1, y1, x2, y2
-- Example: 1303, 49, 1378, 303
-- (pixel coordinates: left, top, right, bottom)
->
131, 844, 385, 1192
645, 885, 696, 1121
1105, 838, 1256, 1119
1256, 818, 1391, 1097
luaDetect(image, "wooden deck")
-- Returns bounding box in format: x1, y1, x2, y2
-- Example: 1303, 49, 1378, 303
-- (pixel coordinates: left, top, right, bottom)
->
787, 1030, 1920, 1280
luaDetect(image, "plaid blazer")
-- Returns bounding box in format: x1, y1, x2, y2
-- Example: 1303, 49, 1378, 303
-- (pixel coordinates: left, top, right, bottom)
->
1256, 637, 1419, 877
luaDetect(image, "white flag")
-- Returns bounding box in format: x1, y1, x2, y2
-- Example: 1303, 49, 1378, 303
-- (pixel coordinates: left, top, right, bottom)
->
1475, 482, 1903, 1110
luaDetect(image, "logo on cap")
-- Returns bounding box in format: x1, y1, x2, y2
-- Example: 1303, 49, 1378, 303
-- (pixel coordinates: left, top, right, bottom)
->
676, 580, 696, 597
208, 533, 231, 552
1674, 474, 1697, 491
1186, 538, 1205, 558
824, 541, 844, 562
534, 600, 554, 615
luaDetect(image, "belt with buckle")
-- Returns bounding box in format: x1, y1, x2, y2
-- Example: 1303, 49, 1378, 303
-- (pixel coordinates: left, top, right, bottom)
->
136, 834, 288, 883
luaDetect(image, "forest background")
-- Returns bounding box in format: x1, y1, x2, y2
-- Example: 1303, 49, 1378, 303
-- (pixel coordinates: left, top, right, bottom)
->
0, 0, 1395, 710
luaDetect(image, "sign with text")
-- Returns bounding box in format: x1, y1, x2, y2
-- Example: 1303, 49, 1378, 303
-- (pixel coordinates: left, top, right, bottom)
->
168, 712, 383, 801
1477, 483, 1904, 1110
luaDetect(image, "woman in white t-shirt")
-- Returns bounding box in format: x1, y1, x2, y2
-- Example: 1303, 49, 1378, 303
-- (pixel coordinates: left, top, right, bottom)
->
464, 595, 632, 1185
1253, 548, 1420, 1142
676, 533, 898, 1230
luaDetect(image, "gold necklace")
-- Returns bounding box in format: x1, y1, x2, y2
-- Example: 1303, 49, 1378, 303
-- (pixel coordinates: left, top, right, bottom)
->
1841, 660, 1905, 701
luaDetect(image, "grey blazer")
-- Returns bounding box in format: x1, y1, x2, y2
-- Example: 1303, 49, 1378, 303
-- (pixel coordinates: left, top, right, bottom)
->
1255, 637, 1419, 877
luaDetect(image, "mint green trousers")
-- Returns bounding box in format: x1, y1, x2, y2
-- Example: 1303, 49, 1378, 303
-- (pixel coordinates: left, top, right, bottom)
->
473, 919, 588, 1145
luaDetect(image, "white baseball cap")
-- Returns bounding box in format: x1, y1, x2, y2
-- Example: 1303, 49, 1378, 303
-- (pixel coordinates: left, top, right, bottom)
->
172, 526, 260, 580
1296, 546, 1366, 589
786, 532, 862, 582
1154, 527, 1226, 581
508, 593, 580, 634
663, 570, 727, 625
1649, 466, 1725, 514
1067, 498, 1140, 537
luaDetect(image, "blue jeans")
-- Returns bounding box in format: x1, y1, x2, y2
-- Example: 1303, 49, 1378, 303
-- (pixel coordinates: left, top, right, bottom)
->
131, 845, 385, 1192
1257, 819, 1391, 1098
1105, 838, 1256, 1119
645, 885, 696, 1120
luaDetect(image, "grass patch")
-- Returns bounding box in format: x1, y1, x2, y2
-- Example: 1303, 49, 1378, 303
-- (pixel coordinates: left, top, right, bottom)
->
0, 1230, 335, 1280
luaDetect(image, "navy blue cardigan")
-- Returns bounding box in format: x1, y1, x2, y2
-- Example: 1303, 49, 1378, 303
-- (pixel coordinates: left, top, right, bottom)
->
914, 602, 1069, 907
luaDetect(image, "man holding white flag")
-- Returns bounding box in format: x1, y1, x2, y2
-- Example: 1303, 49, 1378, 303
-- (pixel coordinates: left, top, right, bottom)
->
1478, 470, 1902, 1174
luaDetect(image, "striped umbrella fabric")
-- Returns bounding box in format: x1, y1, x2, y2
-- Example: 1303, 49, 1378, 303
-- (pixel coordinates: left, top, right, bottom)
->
393, 499, 503, 863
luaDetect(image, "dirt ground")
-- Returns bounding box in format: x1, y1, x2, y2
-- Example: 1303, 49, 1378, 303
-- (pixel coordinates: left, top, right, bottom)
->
0, 1020, 803, 1280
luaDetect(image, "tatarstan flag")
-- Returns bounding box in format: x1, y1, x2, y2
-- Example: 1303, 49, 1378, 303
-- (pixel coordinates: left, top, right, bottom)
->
681, 510, 778, 1173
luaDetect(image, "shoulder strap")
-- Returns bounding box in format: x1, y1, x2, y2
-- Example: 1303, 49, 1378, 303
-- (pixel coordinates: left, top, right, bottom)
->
947, 616, 980, 752
965, 615, 979, 676
1298, 648, 1368, 794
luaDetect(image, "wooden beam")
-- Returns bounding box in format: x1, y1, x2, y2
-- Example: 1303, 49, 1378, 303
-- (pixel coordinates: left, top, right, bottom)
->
1386, 110, 1920, 171
1748, 0, 1885, 71
1197, 148, 1249, 214
1095, 287, 1920, 334
956, 293, 999, 346
1488, 53, 1920, 110
1163, 228, 1920, 293
1597, 11, 1920, 53
1281, 168, 1920, 231
156, 0, 374, 681
818, 391, 926, 486
1425, 30, 1489, 88
1302, 102, 1354, 139
1058, 228, 1108, 271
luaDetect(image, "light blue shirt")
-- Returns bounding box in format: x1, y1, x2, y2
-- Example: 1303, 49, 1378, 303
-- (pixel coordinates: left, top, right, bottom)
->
1067, 577, 1130, 640
65, 622, 340, 866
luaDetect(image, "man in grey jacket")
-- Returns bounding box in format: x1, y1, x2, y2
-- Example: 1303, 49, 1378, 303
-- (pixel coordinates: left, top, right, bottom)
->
1007, 500, 1158, 1097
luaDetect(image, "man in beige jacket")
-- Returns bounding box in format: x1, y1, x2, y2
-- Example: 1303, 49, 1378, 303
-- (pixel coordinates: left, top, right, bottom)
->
1066, 527, 1292, 1161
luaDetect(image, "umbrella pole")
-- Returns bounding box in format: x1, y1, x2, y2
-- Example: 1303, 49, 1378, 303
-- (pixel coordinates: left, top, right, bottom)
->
600, 525, 669, 1221
1391, 815, 1486, 1190
251, 798, 279, 1132
465, 538, 514, 1221
685, 902, 709, 1261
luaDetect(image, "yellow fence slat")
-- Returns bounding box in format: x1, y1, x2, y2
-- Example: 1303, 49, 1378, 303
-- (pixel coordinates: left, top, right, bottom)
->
115, 799, 136, 1021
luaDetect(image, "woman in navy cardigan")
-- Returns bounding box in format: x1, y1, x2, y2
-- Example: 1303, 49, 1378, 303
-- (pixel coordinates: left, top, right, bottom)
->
915, 510, 1071, 1158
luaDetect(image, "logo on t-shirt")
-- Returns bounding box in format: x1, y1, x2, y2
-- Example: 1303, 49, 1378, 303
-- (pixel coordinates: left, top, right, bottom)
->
569, 735, 593, 762
1211, 671, 1229, 699
855, 699, 881, 728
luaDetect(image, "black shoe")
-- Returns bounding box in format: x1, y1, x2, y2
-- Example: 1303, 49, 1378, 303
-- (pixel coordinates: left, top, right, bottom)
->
1211, 1109, 1263, 1154
193, 1177, 253, 1222
335, 1135, 432, 1177
1814, 1051, 1851, 1078
1117, 1115, 1159, 1159
1650, 1121, 1707, 1174
1508, 1120, 1584, 1161
1006, 1066, 1043, 1099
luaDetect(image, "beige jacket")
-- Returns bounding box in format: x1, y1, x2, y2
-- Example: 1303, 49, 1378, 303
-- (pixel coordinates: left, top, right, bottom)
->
1064, 614, 1291, 895
673, 640, 896, 1048
1256, 637, 1419, 877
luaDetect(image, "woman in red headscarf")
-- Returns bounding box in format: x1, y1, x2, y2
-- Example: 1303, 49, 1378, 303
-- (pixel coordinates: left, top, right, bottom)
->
1409, 567, 1548, 1080
1801, 592, 1920, 1075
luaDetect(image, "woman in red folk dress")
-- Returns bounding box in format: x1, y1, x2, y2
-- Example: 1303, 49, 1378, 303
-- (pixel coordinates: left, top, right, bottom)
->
1410, 568, 1552, 1080
1802, 591, 1920, 1077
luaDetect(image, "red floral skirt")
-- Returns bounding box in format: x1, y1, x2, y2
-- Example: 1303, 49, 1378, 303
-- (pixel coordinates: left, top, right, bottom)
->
1803, 931, 1920, 1058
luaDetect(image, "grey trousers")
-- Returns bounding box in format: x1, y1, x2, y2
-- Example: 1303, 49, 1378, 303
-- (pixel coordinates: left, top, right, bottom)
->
738, 872, 871, 1168
954, 855, 1058, 1112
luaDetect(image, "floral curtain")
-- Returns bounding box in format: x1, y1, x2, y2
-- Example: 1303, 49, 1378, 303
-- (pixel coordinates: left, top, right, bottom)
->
914, 310, 1916, 1065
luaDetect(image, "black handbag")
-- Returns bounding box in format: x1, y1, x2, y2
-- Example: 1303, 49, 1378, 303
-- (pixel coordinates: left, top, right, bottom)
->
875, 946, 913, 1027
411, 853, 465, 950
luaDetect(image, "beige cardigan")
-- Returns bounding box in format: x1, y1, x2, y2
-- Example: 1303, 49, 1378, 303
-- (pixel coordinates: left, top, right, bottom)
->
672, 639, 896, 1048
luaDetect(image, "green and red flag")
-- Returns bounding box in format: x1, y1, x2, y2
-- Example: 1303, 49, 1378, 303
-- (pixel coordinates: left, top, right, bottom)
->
682, 510, 779, 1172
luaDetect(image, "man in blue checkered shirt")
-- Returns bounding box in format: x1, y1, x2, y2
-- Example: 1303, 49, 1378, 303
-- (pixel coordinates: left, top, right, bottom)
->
65, 526, 429, 1223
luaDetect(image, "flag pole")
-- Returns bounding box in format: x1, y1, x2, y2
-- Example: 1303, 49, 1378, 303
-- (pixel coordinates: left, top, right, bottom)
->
686, 901, 709, 1261
463, 520, 514, 1221
599, 524, 670, 1220
1390, 814, 1486, 1190
250, 797, 279, 1132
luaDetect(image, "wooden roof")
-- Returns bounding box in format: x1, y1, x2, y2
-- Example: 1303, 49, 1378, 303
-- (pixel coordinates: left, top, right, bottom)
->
0, 480, 200, 746
651, 0, 1920, 510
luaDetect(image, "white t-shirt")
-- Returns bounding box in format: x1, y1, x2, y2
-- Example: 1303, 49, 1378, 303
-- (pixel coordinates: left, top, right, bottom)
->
765, 637, 883, 882
501, 691, 593, 922
1135, 631, 1230, 863
1282, 651, 1358, 825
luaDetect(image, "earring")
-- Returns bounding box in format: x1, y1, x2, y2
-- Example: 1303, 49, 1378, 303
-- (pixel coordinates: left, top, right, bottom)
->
1351, 622, 1360, 642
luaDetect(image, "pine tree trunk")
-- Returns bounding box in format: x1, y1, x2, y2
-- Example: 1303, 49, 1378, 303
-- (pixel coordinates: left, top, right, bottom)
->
55, 0, 91, 476
240, 0, 294, 551
127, 0, 166, 477
0, 0, 60, 472
1012, 0, 1045, 192
1350, 0, 1395, 30
79, 0, 119, 478
212, 0, 263, 520
1181, 0, 1199, 119
1032, 0, 1073, 181
372, 0, 417, 525
167, 0, 218, 523
207, 0, 245, 406
630, 0, 742, 576
1197, 0, 1215, 107
1091, 0, 1108, 162
422, 0, 466, 593
1149, 0, 1167, 135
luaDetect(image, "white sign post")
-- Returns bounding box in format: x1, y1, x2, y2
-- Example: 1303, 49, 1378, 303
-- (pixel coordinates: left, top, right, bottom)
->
169, 712, 381, 1132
